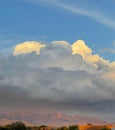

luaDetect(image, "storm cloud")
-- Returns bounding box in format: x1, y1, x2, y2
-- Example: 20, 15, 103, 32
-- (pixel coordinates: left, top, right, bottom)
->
0, 40, 115, 120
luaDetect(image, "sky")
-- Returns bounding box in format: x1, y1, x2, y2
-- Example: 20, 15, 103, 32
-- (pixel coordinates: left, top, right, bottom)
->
0, 0, 115, 121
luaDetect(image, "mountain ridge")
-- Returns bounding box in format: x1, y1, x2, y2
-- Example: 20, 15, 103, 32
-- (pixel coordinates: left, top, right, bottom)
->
0, 112, 109, 127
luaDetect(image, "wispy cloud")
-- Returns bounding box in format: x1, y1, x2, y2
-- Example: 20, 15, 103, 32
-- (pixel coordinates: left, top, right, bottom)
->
113, 41, 115, 46
101, 48, 115, 54
33, 0, 115, 30
100, 40, 115, 54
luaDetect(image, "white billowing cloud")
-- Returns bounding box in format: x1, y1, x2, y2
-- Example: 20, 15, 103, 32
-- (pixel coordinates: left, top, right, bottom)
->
38, 40, 98, 72
12, 39, 115, 71
39, 41, 86, 71
72, 40, 92, 55
12, 39, 114, 71
13, 41, 45, 55
0, 39, 115, 120
71, 40, 109, 67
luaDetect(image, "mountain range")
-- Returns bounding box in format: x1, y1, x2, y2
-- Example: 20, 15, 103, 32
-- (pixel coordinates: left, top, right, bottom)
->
0, 112, 109, 127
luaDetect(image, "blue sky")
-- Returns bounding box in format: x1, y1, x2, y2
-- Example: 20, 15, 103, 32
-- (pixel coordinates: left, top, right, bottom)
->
0, 0, 115, 60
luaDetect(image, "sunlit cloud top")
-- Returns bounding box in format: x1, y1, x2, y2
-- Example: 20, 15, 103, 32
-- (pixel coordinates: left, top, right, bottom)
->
13, 41, 45, 55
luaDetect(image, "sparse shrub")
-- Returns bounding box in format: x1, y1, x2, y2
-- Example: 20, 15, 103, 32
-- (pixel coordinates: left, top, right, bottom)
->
31, 126, 39, 130
101, 127, 111, 130
60, 126, 69, 130
87, 123, 92, 126
10, 122, 26, 130
69, 125, 79, 130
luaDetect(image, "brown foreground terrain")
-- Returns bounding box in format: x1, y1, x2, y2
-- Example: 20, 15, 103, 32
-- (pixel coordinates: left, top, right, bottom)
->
79, 125, 113, 130
0, 121, 114, 130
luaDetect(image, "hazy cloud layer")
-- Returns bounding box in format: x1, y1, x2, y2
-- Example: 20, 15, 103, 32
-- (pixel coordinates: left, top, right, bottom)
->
0, 40, 115, 120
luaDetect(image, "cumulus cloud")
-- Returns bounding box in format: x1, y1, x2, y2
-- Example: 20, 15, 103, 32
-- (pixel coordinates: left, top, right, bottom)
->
1, 39, 115, 120
52, 40, 72, 54
13, 41, 45, 55
72, 40, 92, 55
72, 40, 109, 66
